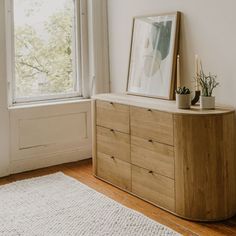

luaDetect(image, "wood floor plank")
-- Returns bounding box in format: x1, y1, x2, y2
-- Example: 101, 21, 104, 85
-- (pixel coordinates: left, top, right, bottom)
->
0, 159, 236, 236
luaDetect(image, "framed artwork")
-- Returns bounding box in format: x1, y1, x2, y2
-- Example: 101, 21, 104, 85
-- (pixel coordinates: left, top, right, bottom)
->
127, 12, 180, 100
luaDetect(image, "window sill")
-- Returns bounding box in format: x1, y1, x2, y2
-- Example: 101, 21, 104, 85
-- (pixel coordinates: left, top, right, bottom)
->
8, 97, 91, 110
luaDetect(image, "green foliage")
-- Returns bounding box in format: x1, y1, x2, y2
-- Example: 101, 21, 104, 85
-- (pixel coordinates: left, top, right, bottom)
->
196, 67, 219, 97
15, 0, 75, 98
176, 86, 191, 95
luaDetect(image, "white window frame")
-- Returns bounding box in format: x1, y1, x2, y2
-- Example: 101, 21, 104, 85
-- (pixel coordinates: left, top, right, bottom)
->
5, 0, 89, 105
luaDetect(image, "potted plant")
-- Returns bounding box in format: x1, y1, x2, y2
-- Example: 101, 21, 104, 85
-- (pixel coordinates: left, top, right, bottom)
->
197, 69, 219, 109
176, 86, 191, 109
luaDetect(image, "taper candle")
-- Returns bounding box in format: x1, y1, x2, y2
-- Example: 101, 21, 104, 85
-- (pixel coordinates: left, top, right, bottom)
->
198, 58, 201, 91
195, 55, 199, 90
177, 55, 180, 88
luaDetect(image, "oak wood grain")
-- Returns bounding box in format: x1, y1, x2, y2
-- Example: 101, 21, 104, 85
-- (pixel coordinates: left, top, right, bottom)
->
131, 136, 174, 179
130, 106, 174, 145
174, 113, 236, 221
91, 100, 97, 175
96, 100, 130, 134
94, 94, 235, 222
96, 152, 131, 191
97, 126, 130, 163
132, 165, 175, 212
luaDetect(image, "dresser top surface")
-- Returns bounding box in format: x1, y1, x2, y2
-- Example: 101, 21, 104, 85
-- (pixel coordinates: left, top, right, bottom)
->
92, 93, 234, 115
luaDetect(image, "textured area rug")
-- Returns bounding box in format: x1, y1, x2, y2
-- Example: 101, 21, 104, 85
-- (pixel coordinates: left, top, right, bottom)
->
0, 173, 180, 236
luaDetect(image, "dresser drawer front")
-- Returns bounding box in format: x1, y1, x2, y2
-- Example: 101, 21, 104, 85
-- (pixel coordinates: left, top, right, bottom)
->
97, 152, 131, 191
132, 165, 175, 211
131, 136, 174, 179
131, 106, 173, 145
97, 126, 130, 163
96, 100, 130, 133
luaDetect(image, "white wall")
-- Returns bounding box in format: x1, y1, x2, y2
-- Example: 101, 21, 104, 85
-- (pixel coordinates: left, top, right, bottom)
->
107, 0, 236, 106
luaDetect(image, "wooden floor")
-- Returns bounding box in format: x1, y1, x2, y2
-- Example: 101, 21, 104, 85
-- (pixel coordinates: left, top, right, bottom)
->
1, 159, 236, 236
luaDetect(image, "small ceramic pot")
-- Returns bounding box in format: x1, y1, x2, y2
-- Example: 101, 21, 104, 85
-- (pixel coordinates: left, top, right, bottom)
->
176, 94, 191, 109
200, 96, 215, 109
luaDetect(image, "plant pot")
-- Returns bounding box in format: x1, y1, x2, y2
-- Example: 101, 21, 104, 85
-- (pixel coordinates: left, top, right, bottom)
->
176, 94, 191, 109
200, 96, 215, 109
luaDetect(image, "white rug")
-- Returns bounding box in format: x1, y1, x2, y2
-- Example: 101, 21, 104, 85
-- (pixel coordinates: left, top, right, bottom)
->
0, 173, 181, 236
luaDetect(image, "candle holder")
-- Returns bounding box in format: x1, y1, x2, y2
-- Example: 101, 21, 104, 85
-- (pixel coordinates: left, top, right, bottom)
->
191, 90, 201, 105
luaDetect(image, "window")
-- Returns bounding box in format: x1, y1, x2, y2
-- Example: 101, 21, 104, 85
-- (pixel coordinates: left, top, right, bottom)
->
6, 0, 82, 104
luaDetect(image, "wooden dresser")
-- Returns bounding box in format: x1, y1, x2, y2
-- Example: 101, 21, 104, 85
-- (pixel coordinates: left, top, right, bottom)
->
92, 93, 236, 221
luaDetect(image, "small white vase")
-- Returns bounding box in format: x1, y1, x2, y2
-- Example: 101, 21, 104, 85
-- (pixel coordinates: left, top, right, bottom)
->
200, 96, 215, 109
176, 94, 191, 109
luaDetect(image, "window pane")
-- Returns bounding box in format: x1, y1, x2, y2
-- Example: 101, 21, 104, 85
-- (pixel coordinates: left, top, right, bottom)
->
13, 0, 77, 100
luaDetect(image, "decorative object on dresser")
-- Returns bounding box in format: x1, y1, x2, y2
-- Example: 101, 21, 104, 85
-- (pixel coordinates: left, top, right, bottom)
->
198, 68, 219, 109
92, 93, 236, 222
191, 55, 201, 105
191, 90, 201, 105
195, 59, 219, 109
127, 12, 181, 100
175, 86, 191, 109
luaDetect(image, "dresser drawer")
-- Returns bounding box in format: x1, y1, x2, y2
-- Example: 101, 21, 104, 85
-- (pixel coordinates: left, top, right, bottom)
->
131, 136, 174, 179
97, 152, 131, 191
130, 106, 173, 145
97, 126, 130, 163
96, 100, 129, 133
132, 165, 175, 212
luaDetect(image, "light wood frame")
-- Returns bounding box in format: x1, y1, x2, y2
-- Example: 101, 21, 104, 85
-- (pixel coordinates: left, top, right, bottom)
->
126, 12, 181, 100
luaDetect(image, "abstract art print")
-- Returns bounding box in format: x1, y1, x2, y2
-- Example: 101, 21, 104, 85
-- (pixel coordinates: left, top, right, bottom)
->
127, 12, 180, 99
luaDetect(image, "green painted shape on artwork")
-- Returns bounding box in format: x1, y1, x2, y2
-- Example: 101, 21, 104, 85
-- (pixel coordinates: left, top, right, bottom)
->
151, 21, 172, 60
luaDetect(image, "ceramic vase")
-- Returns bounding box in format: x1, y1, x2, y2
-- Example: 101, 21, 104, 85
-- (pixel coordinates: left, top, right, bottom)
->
200, 96, 215, 109
176, 94, 191, 109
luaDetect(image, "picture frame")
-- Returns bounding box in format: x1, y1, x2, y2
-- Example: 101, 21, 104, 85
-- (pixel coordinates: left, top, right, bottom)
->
126, 12, 181, 100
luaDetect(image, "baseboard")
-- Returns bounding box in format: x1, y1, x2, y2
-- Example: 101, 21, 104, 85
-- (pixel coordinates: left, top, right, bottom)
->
10, 145, 92, 175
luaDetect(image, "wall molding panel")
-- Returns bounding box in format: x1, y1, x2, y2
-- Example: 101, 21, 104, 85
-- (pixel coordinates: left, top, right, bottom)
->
9, 100, 92, 174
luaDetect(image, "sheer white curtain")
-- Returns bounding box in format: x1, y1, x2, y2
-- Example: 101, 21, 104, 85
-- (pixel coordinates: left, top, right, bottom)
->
0, 0, 10, 177
86, 0, 110, 97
